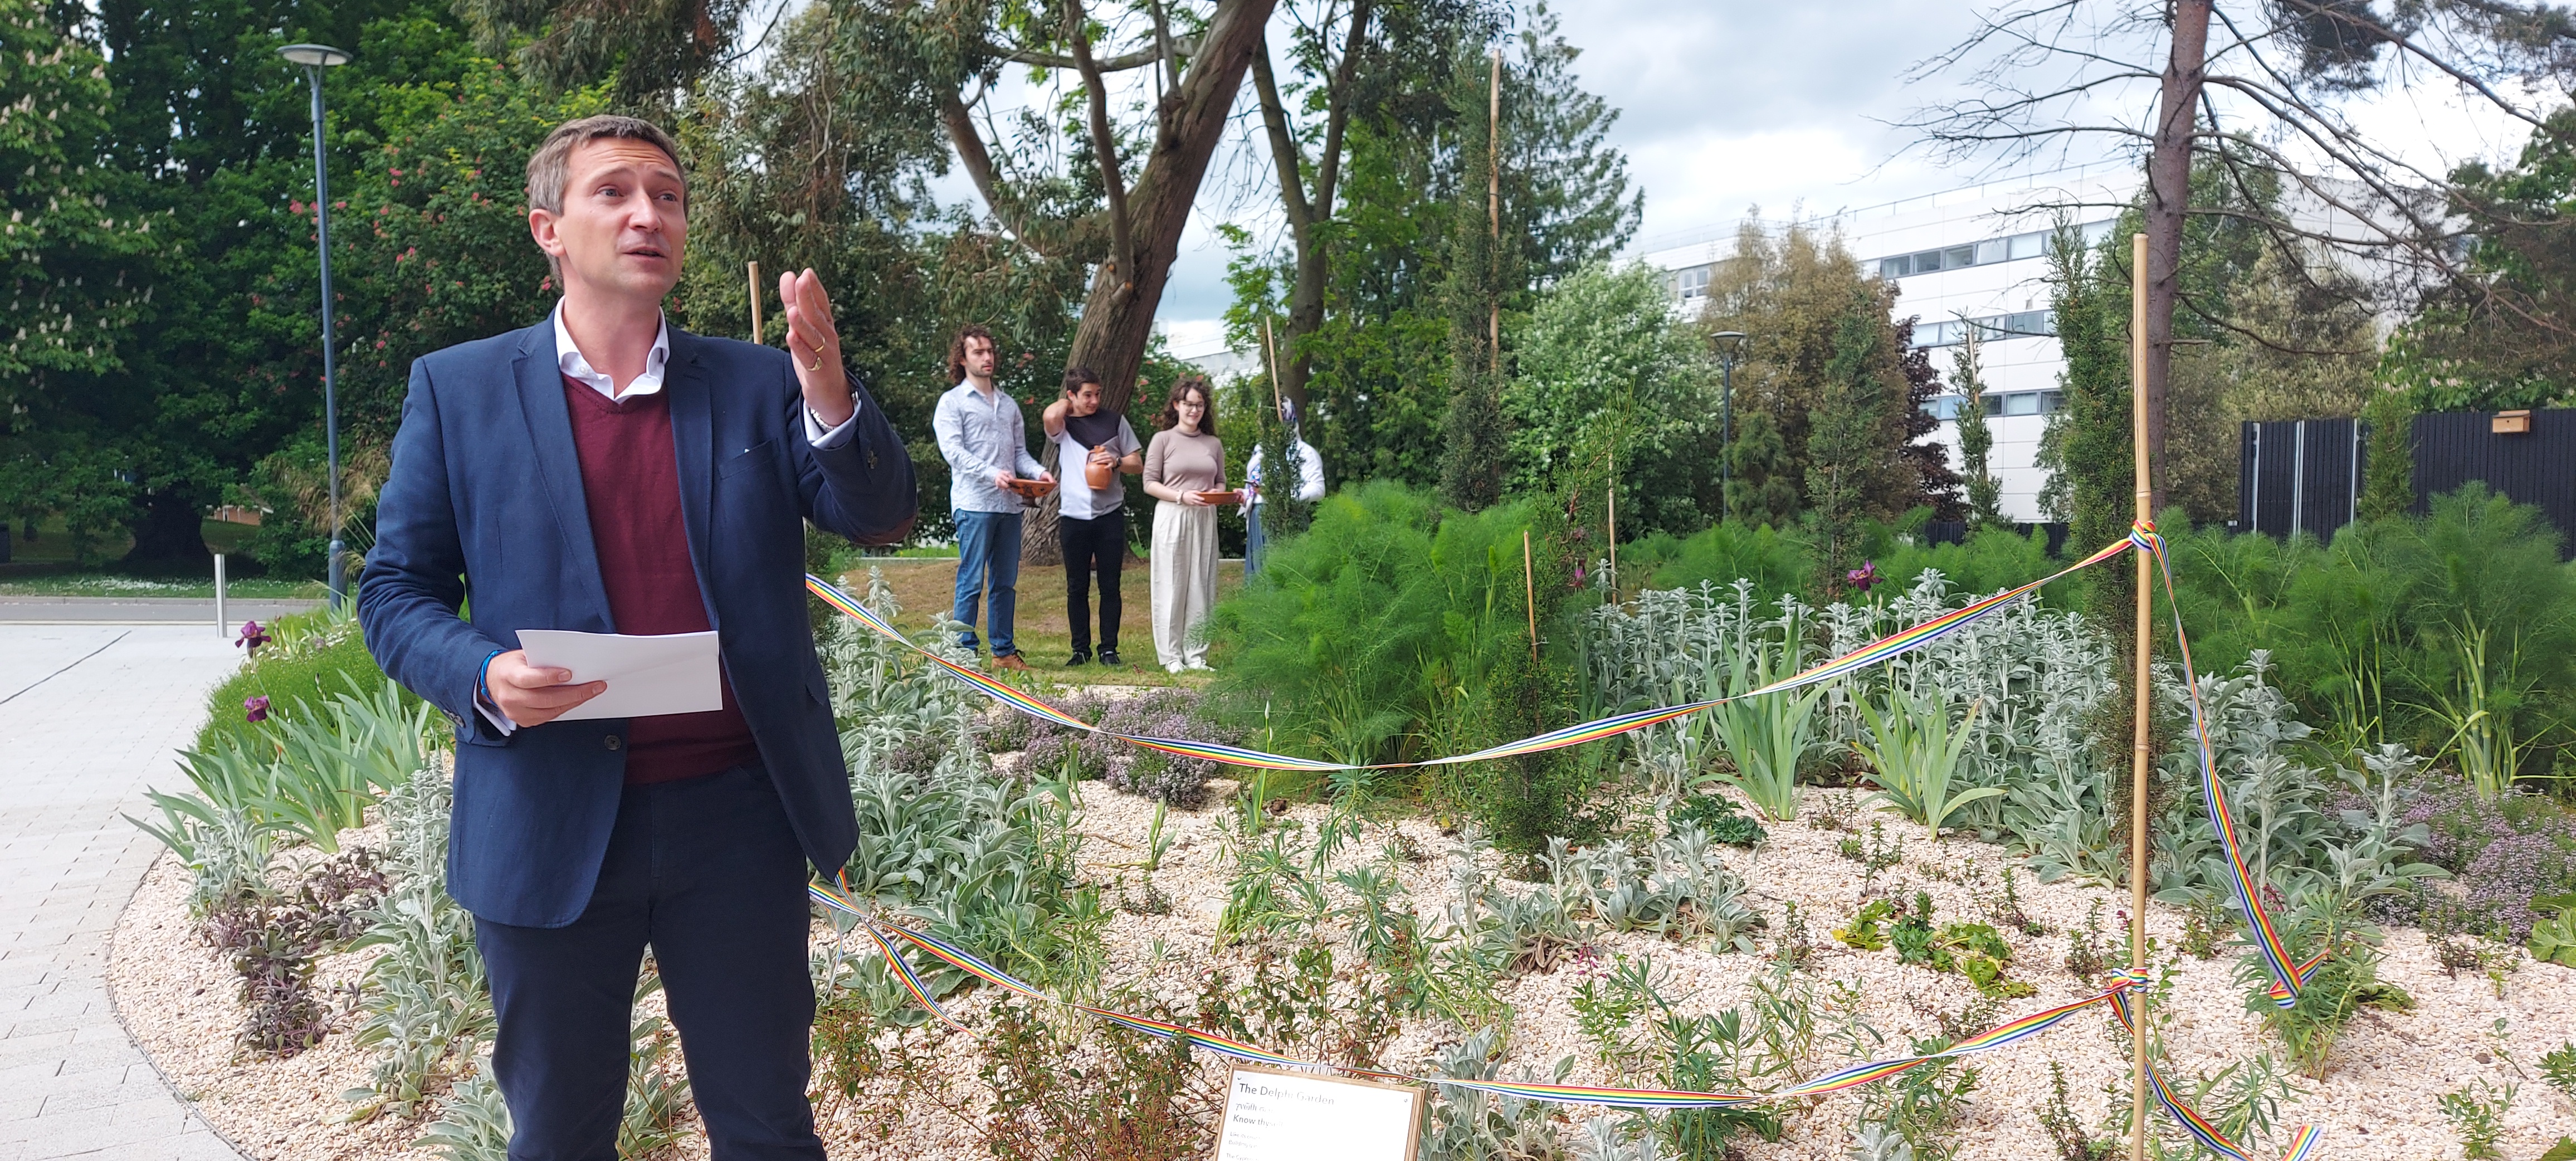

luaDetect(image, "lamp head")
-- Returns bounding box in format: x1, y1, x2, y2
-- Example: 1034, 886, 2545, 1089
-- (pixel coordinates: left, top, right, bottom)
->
278, 43, 352, 69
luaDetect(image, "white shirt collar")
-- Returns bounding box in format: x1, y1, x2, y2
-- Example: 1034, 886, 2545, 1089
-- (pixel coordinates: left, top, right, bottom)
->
552, 300, 670, 400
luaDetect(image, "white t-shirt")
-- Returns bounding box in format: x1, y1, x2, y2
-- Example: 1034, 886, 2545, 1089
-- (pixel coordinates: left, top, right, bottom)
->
1052, 412, 1142, 520
1245, 438, 1325, 507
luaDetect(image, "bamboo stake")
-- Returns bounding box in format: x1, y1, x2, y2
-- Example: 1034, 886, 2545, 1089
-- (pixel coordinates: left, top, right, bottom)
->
1521, 529, 1539, 665
1487, 47, 1501, 374
2128, 231, 2154, 1161
1262, 316, 1285, 421
748, 261, 765, 345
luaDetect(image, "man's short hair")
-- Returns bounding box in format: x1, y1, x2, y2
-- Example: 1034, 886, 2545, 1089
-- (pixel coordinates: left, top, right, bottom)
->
948, 324, 997, 384
525, 114, 686, 217
1061, 365, 1101, 397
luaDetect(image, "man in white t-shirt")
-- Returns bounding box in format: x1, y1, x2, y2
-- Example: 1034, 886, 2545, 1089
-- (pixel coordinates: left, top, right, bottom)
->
1242, 401, 1325, 578
1041, 366, 1143, 666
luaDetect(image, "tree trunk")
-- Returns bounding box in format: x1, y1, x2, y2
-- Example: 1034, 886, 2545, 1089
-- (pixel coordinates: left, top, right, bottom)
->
1026, 0, 1273, 568
1062, 0, 1277, 411
2141, 0, 2211, 514
120, 489, 211, 574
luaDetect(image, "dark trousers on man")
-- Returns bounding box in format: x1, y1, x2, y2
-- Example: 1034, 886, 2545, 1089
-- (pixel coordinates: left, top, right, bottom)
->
474, 763, 822, 1161
1059, 505, 1125, 658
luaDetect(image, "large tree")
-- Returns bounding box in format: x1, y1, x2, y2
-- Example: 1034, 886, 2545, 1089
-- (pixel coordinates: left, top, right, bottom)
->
1231, 2, 1637, 495
87, 0, 482, 570
1907, 0, 2576, 510
1247, 0, 1503, 416
0, 0, 159, 562
1696, 219, 1928, 533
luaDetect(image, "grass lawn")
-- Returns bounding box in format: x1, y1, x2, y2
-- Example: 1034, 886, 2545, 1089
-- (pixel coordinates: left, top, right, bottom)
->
835, 555, 1243, 688
0, 574, 326, 598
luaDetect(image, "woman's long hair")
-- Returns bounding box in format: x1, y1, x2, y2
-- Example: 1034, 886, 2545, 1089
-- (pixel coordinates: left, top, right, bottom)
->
1155, 374, 1216, 439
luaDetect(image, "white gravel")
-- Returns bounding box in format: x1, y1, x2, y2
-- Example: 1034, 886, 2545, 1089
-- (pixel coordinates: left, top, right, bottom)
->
114, 782, 2576, 1160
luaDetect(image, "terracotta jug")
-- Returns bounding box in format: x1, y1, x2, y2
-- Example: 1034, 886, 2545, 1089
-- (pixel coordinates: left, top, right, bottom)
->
1084, 449, 1114, 491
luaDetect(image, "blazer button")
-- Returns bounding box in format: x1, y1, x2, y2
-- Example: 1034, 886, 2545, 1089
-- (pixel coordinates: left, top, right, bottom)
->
603, 735, 623, 752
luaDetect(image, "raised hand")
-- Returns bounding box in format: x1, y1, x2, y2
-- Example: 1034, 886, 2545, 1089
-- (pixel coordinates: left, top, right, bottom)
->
778, 267, 853, 426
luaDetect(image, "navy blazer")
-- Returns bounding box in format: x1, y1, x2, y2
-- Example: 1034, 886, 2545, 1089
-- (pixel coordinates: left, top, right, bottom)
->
358, 318, 916, 928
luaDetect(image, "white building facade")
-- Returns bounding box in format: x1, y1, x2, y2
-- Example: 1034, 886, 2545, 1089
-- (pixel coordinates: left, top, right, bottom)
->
1637, 163, 2139, 523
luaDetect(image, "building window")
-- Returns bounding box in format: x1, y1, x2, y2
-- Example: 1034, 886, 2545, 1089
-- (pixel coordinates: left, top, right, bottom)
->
1907, 309, 2058, 349
1666, 263, 1713, 301
1873, 221, 2114, 279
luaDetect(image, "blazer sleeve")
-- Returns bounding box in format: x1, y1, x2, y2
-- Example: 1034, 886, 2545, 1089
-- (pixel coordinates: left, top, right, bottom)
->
797, 364, 919, 545
357, 358, 511, 743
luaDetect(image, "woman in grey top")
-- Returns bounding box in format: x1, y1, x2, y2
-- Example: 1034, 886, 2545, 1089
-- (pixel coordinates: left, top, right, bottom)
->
1140, 375, 1224, 672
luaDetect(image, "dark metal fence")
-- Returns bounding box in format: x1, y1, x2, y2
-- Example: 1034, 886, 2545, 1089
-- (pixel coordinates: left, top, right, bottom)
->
2238, 418, 2364, 544
2238, 409, 2576, 556
2411, 409, 2576, 554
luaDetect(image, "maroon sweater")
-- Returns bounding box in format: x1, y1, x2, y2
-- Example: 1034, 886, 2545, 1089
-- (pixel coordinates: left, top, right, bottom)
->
562, 374, 759, 784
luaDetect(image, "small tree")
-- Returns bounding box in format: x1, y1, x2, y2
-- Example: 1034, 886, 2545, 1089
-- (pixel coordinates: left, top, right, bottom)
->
2035, 224, 2133, 630
1804, 305, 1889, 591
1437, 52, 1516, 514
2358, 388, 2416, 522
1950, 319, 2005, 528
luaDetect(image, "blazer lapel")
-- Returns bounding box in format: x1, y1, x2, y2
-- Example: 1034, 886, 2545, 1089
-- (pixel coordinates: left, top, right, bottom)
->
510, 320, 612, 628
664, 330, 720, 630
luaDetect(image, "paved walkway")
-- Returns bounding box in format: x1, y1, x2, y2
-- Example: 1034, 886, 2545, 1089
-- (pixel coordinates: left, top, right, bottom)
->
0, 625, 247, 1160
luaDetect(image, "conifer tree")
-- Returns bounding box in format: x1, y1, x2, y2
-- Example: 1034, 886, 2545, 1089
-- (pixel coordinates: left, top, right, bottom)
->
1438, 50, 1515, 513
1950, 320, 2005, 527
2358, 387, 2416, 523
2034, 223, 2133, 630
1804, 305, 1887, 591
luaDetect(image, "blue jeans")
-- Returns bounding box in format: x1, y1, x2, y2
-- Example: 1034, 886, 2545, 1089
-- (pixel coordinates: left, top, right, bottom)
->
1245, 501, 1267, 578
952, 509, 1023, 656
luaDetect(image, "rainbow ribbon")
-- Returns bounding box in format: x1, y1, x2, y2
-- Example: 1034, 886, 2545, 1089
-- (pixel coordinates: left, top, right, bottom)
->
2108, 973, 2325, 1161
808, 524, 2327, 1155
2131, 525, 2328, 1008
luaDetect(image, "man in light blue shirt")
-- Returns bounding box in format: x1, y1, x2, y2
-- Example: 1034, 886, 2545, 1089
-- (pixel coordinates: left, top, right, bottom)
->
930, 324, 1048, 669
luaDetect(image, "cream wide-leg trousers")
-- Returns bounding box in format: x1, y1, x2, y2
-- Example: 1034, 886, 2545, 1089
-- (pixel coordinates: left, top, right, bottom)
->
1149, 502, 1217, 669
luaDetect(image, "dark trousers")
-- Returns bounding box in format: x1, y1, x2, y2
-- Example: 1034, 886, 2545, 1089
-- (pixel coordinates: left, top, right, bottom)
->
474, 764, 822, 1161
1060, 505, 1125, 656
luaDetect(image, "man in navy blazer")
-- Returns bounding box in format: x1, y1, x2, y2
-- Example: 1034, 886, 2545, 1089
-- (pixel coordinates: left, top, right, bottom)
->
359, 114, 913, 1160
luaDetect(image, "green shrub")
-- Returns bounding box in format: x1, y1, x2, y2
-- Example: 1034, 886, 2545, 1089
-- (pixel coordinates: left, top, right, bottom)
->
2164, 485, 2576, 777
1868, 523, 2062, 601
1207, 482, 1592, 845
1673, 792, 1765, 847
1631, 520, 1811, 603
197, 604, 407, 756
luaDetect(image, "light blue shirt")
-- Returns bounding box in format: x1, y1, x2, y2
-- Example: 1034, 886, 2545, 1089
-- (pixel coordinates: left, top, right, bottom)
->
933, 380, 1046, 514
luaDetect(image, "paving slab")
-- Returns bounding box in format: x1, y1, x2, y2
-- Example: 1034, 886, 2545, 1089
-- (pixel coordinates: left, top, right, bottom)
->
0, 626, 247, 1160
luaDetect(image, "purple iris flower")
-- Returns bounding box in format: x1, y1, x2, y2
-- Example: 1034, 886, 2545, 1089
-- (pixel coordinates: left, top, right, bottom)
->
236, 620, 272, 656
243, 695, 271, 723
1846, 561, 1881, 593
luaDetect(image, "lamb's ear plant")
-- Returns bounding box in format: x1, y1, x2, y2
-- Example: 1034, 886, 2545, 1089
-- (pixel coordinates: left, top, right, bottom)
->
415, 1057, 513, 1161
1854, 691, 1994, 840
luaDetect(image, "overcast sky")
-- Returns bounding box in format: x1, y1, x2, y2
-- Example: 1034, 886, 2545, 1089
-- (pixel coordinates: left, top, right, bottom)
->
938, 2, 2545, 358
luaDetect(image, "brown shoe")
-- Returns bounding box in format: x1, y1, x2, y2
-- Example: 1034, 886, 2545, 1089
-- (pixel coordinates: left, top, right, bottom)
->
993, 653, 1029, 672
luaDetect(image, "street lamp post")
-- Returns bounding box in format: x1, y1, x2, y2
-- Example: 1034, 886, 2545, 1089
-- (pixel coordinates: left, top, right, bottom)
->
280, 43, 353, 608
1711, 331, 1747, 524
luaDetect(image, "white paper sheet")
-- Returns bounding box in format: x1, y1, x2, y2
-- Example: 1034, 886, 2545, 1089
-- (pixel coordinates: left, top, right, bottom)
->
515, 629, 723, 721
